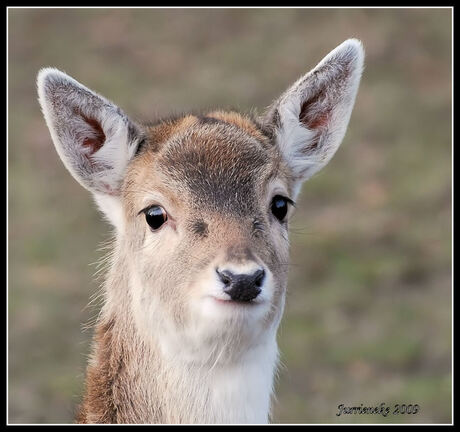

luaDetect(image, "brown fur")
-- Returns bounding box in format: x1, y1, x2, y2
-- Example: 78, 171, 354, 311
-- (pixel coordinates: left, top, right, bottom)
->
141, 114, 198, 153
76, 319, 119, 424
206, 110, 268, 142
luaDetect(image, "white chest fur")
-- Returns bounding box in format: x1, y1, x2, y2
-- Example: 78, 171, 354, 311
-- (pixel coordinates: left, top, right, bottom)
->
152, 335, 279, 424
206, 340, 279, 424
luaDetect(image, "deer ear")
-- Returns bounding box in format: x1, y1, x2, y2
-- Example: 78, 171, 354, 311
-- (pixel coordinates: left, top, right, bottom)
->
37, 68, 141, 196
264, 39, 364, 198
37, 68, 142, 230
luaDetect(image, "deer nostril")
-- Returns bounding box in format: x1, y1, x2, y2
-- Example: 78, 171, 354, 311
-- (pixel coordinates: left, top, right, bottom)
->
254, 269, 265, 287
216, 269, 232, 286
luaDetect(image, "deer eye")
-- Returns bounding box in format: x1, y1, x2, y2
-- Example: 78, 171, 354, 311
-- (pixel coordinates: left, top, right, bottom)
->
144, 205, 168, 231
270, 195, 291, 222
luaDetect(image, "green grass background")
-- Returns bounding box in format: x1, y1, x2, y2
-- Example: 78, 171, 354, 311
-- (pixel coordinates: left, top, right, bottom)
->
8, 8, 452, 424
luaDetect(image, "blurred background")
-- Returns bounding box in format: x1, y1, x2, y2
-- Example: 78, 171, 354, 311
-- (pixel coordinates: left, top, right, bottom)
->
8, 8, 451, 424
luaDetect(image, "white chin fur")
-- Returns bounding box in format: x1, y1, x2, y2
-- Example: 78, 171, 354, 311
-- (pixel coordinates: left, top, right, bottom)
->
163, 279, 275, 365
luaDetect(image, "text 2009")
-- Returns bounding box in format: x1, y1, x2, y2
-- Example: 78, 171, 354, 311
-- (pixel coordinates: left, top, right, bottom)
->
393, 404, 419, 415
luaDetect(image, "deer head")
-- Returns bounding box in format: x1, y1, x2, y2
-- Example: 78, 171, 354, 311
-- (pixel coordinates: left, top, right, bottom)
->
37, 39, 364, 365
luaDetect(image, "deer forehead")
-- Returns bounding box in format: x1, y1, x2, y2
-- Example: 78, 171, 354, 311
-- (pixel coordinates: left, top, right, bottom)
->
124, 113, 289, 218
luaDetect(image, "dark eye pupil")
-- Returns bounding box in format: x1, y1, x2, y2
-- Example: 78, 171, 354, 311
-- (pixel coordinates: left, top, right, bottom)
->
271, 195, 288, 221
145, 206, 167, 230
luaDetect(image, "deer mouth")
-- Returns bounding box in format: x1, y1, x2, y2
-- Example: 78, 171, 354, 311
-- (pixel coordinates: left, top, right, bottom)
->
208, 295, 265, 307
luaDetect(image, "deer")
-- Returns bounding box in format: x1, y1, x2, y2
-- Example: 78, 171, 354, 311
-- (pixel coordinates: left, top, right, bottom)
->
36, 39, 364, 424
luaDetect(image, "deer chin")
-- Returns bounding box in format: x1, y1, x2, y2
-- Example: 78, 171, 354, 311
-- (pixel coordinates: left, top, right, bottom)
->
166, 303, 276, 366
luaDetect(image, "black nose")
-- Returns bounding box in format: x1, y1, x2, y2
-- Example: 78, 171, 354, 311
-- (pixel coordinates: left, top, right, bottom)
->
216, 268, 265, 302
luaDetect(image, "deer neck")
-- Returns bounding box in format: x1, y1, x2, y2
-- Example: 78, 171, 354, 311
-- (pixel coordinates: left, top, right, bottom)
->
77, 251, 279, 424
